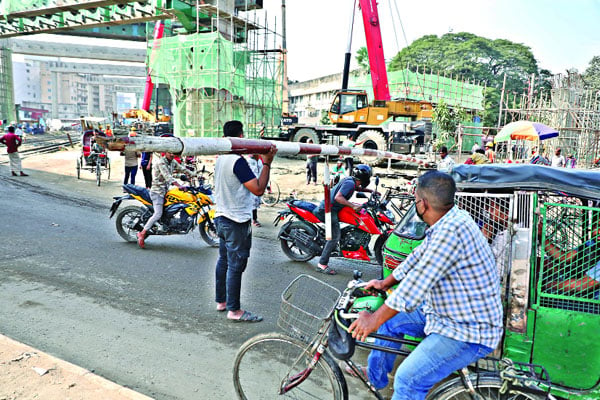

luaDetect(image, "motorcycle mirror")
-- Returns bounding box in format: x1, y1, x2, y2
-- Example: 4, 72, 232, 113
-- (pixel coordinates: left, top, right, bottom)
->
353, 270, 362, 280
180, 174, 189, 181
375, 176, 380, 186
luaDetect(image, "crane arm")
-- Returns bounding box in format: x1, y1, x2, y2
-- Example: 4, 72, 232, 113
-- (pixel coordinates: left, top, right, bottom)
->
358, 0, 390, 101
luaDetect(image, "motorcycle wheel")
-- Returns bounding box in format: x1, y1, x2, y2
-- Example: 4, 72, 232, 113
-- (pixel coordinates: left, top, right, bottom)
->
199, 218, 219, 247
279, 221, 317, 262
115, 205, 144, 242
374, 233, 389, 266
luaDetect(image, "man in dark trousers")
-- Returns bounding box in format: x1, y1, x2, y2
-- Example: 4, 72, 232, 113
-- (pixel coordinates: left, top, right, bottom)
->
313, 164, 373, 275
0, 126, 28, 176
213, 120, 277, 322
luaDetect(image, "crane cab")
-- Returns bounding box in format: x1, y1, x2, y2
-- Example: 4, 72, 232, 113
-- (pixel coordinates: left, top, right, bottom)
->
328, 90, 390, 127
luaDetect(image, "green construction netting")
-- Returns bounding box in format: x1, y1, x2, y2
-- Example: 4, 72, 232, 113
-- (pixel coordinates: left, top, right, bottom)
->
539, 203, 600, 313
349, 68, 484, 111
148, 32, 283, 138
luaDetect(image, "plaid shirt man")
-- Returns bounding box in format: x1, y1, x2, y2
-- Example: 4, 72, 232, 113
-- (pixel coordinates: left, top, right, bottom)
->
150, 155, 188, 196
386, 206, 503, 349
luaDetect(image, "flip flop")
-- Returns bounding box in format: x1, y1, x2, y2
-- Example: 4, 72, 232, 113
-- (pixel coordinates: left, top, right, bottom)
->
229, 310, 263, 323
316, 265, 337, 275
340, 361, 368, 380
216, 303, 227, 312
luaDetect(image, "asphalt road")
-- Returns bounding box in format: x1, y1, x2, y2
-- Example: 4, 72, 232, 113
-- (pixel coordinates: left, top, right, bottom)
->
0, 164, 381, 399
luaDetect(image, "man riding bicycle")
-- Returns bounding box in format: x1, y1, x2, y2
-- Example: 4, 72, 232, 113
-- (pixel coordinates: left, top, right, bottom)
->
348, 171, 503, 400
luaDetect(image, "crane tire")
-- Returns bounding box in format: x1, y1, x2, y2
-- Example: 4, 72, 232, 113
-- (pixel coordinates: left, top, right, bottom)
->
357, 130, 387, 166
292, 128, 320, 144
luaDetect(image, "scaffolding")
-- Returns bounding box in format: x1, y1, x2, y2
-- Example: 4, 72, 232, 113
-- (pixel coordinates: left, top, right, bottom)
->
499, 72, 600, 167
0, 42, 15, 124
148, 5, 283, 139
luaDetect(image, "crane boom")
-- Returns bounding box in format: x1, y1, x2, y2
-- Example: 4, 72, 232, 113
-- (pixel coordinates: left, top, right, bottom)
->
358, 0, 390, 101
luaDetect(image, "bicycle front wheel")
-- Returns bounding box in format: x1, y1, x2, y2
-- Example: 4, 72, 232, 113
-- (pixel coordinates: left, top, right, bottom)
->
233, 332, 347, 400
261, 181, 280, 207
427, 373, 545, 400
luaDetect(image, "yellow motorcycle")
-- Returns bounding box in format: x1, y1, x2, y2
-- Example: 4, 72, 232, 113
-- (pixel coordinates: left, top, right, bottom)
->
109, 175, 218, 247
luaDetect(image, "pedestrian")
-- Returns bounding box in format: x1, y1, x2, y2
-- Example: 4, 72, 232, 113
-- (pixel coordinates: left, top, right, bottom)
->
213, 120, 277, 322
330, 158, 347, 186
123, 130, 140, 185
566, 154, 577, 168
306, 138, 318, 185
342, 133, 358, 172
464, 148, 489, 165
104, 124, 113, 137
347, 171, 503, 400
485, 142, 496, 163
436, 146, 455, 173
313, 164, 374, 275
136, 150, 189, 249
246, 154, 264, 227
551, 148, 566, 168
140, 151, 153, 189
0, 126, 28, 176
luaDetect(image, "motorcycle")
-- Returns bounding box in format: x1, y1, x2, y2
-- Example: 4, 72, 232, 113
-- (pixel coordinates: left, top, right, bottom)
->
109, 173, 218, 247
274, 177, 397, 265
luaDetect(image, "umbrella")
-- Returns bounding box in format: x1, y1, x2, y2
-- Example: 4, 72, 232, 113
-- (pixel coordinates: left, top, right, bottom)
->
494, 121, 559, 143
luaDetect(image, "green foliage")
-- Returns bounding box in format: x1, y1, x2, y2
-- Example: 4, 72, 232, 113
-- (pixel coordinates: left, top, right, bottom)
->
388, 32, 543, 126
355, 47, 370, 75
319, 110, 332, 125
583, 56, 600, 92
432, 99, 467, 149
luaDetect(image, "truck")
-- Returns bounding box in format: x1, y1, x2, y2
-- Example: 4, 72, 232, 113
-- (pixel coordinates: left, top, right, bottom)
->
279, 0, 434, 165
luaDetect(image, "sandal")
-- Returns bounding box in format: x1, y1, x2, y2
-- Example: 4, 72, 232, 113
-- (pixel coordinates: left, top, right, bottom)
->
316, 264, 337, 275
229, 310, 263, 323
252, 221, 262, 227
340, 361, 368, 380
216, 303, 227, 312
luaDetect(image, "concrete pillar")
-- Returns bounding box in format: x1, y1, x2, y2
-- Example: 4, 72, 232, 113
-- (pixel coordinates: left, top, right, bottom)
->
51, 71, 59, 118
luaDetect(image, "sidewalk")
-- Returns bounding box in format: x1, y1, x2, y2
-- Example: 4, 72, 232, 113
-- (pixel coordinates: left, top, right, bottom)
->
0, 334, 152, 400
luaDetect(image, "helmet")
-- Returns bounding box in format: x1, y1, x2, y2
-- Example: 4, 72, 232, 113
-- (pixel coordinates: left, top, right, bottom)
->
352, 164, 372, 187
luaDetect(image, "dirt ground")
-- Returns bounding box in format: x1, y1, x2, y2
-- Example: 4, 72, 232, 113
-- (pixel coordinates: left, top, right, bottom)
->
0, 144, 418, 400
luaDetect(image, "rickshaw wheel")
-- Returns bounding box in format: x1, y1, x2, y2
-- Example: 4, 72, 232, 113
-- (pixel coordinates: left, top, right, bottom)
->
96, 159, 102, 186
426, 373, 545, 400
76, 158, 81, 179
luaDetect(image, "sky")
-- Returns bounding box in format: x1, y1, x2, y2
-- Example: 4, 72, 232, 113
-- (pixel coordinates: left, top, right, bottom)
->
14, 0, 600, 83
277, 0, 600, 82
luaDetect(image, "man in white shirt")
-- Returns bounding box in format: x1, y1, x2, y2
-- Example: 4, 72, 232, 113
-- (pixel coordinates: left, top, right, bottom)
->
551, 148, 566, 168
436, 146, 455, 174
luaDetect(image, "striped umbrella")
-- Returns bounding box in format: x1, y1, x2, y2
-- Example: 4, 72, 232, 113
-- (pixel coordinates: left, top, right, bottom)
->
494, 121, 559, 143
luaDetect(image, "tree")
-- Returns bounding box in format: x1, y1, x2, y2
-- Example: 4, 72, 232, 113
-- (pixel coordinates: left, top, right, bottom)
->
432, 99, 467, 149
583, 56, 600, 92
355, 47, 370, 75
388, 33, 542, 126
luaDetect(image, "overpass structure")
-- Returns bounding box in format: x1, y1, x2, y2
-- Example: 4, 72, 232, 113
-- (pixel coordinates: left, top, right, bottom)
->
0, 0, 283, 140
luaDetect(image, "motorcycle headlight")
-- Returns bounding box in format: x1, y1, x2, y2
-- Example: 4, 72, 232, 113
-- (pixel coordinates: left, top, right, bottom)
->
384, 210, 395, 223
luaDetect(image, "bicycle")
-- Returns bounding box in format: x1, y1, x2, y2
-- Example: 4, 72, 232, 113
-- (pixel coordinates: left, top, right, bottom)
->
233, 273, 552, 400
261, 179, 281, 207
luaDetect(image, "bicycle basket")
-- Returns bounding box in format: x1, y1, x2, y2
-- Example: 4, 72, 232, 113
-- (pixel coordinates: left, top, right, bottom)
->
278, 274, 341, 342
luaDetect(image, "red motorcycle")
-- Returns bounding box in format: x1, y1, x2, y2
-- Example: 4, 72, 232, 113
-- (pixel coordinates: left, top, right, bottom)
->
274, 178, 398, 265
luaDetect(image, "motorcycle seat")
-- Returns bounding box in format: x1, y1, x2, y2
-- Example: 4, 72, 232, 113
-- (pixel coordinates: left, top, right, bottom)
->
290, 199, 317, 212
124, 184, 151, 203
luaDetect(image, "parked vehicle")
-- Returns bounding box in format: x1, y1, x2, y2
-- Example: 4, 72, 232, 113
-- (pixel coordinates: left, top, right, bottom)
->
109, 174, 218, 247
274, 177, 399, 265
381, 164, 600, 399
